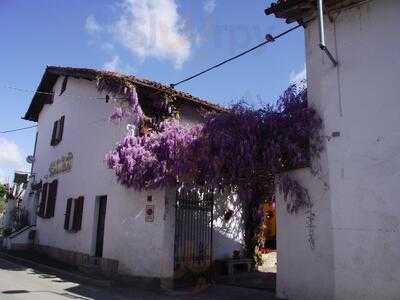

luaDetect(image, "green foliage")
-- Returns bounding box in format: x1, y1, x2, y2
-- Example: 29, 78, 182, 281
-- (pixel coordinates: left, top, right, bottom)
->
0, 184, 6, 213
254, 251, 263, 267
0, 184, 6, 199
0, 199, 4, 213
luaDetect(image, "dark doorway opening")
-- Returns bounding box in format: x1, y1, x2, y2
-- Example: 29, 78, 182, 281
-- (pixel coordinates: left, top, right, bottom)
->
95, 196, 107, 258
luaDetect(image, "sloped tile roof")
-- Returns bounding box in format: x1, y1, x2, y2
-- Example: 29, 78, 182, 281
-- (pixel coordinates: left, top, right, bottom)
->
265, 0, 366, 23
24, 66, 226, 122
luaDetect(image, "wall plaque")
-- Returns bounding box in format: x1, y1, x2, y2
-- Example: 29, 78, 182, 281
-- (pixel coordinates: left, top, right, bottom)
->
49, 152, 73, 177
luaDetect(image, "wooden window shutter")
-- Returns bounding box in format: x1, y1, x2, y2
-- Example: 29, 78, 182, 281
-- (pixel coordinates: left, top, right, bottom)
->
64, 198, 73, 230
77, 196, 84, 231
51, 121, 58, 146
72, 197, 84, 231
39, 183, 48, 217
58, 116, 65, 143
45, 179, 58, 218
44, 92, 54, 104
59, 76, 68, 96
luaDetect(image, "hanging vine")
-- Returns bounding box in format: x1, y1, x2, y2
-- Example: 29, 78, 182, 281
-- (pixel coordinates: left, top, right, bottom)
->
105, 82, 323, 256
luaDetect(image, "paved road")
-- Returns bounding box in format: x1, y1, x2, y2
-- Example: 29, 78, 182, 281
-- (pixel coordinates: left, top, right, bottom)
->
0, 257, 277, 300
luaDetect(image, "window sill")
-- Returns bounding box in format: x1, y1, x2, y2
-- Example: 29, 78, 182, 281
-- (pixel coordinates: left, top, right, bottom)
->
64, 229, 80, 233
37, 215, 53, 219
51, 141, 61, 147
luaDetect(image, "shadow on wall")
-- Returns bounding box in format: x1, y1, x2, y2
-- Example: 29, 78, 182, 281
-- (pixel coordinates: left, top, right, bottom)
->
213, 192, 244, 259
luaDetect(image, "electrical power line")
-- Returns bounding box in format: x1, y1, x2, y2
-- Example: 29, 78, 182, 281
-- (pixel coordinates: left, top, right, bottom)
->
0, 115, 109, 135
0, 125, 38, 134
1, 84, 127, 100
170, 23, 303, 88
2, 85, 54, 96
2, 23, 303, 97
1, 23, 304, 134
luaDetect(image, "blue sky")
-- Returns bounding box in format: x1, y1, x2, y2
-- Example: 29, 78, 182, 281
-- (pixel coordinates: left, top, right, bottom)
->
0, 0, 306, 183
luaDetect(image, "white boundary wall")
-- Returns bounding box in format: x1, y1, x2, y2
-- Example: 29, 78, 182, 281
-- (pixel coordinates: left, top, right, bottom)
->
277, 1, 400, 299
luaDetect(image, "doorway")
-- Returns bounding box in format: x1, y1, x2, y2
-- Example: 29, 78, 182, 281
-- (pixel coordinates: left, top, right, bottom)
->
173, 188, 213, 283
95, 196, 107, 258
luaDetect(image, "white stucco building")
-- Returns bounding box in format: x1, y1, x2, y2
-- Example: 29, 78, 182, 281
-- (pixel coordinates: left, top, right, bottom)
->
22, 66, 243, 286
266, 0, 400, 299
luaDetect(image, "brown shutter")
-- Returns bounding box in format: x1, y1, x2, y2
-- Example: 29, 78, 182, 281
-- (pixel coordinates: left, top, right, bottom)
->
58, 116, 65, 143
51, 121, 58, 146
44, 93, 54, 104
77, 196, 84, 231
59, 76, 68, 96
64, 198, 73, 230
72, 197, 84, 231
45, 179, 58, 218
39, 183, 48, 217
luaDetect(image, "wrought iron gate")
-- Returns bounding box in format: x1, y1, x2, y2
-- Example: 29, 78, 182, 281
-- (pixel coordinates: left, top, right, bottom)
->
174, 188, 213, 272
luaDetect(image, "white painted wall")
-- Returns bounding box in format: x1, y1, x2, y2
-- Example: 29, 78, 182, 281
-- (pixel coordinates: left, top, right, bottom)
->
277, 168, 334, 299
213, 192, 244, 259
32, 76, 242, 279
4, 225, 35, 250
1, 199, 16, 229
277, 1, 400, 299
33, 77, 174, 278
20, 176, 39, 226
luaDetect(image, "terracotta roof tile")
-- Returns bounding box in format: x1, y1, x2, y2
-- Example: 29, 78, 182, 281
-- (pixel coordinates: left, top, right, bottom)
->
24, 65, 226, 121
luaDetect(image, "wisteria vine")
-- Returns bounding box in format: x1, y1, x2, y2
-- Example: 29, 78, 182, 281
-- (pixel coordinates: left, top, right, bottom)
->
107, 84, 321, 205
106, 82, 323, 255
97, 76, 144, 125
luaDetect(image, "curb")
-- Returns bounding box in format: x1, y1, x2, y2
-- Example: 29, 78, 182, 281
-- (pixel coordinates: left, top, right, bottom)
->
0, 251, 113, 288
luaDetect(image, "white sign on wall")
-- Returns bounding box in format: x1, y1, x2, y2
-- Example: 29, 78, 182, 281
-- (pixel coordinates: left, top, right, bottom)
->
49, 152, 73, 177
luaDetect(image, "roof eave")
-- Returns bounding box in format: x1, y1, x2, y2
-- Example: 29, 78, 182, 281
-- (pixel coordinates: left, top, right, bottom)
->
265, 0, 367, 24
23, 66, 57, 122
23, 66, 226, 122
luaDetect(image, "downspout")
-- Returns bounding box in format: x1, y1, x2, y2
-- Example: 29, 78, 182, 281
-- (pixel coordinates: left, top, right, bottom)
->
317, 0, 338, 66
29, 131, 39, 226
30, 131, 38, 176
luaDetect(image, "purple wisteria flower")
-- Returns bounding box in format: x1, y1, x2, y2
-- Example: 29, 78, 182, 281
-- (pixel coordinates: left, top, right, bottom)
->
106, 83, 322, 212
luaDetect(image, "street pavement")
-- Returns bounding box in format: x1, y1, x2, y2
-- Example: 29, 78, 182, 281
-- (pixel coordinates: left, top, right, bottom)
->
0, 257, 278, 300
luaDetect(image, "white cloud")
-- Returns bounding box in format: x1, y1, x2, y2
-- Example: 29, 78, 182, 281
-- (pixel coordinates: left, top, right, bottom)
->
112, 0, 191, 69
204, 0, 216, 14
102, 55, 136, 75
289, 64, 307, 84
103, 55, 122, 72
85, 15, 103, 35
101, 42, 115, 53
0, 137, 27, 184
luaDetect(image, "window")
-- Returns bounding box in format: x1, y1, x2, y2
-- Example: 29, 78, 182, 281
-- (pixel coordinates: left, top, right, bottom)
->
64, 196, 84, 232
38, 179, 58, 218
50, 116, 65, 146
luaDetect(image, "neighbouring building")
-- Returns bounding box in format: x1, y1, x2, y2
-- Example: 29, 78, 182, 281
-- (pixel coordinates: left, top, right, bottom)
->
266, 0, 400, 299
21, 66, 243, 286
0, 173, 32, 250
0, 173, 28, 230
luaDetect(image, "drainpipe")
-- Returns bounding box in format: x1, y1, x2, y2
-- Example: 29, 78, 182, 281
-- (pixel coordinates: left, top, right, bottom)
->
29, 132, 38, 176
317, 0, 338, 66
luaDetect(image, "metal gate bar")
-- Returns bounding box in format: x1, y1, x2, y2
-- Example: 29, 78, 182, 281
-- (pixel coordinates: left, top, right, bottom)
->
174, 188, 213, 271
